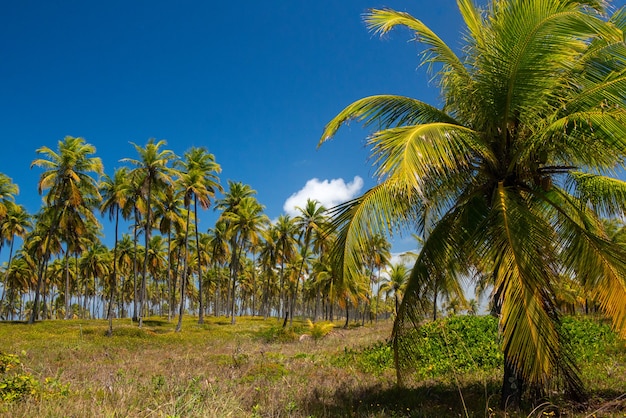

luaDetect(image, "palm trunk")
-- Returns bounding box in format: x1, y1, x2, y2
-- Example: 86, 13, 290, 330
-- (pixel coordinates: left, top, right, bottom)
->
500, 359, 524, 409
64, 249, 71, 319
230, 237, 243, 325
107, 208, 120, 336
29, 258, 47, 324
166, 228, 173, 321
132, 208, 139, 321
176, 208, 191, 332
0, 239, 16, 319
194, 198, 205, 325
139, 179, 153, 328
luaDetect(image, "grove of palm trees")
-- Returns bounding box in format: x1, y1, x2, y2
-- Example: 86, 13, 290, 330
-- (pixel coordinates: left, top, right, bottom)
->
2, 0, 626, 416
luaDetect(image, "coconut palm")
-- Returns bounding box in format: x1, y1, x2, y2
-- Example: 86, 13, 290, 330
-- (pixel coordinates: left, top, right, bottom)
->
175, 147, 221, 325
216, 181, 257, 323
30, 137, 102, 323
122, 139, 176, 327
290, 199, 328, 325
320, 0, 626, 406
273, 214, 298, 319
380, 263, 409, 318
0, 173, 18, 228
0, 204, 31, 316
362, 233, 391, 322
152, 187, 185, 320
206, 220, 230, 316
220, 195, 268, 324
100, 167, 131, 334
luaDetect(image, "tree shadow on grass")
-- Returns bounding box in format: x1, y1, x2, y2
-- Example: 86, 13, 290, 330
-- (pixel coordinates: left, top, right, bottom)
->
303, 381, 502, 417
302, 382, 626, 417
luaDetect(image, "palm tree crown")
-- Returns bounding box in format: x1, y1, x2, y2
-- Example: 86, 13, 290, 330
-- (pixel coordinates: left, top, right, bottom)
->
320, 0, 626, 403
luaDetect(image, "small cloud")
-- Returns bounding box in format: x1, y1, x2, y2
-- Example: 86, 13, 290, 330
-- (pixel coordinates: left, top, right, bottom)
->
283, 176, 364, 217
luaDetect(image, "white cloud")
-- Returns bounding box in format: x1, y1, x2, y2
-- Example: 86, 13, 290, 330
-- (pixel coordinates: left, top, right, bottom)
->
283, 176, 364, 217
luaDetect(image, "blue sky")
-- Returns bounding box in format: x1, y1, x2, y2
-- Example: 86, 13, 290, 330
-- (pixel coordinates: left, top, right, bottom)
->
1, 1, 624, 254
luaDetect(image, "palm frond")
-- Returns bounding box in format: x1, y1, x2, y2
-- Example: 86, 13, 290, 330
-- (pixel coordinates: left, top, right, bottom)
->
364, 8, 467, 78
319, 95, 459, 144
548, 187, 626, 338
480, 183, 583, 396
327, 180, 421, 287
568, 171, 626, 217
367, 123, 490, 192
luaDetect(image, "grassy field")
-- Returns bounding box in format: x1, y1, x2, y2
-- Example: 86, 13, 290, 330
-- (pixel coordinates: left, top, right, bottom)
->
0, 315, 625, 417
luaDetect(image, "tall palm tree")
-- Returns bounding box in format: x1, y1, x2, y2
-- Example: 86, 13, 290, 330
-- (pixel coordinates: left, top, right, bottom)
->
0, 204, 31, 316
220, 195, 268, 324
30, 136, 103, 323
206, 220, 230, 316
274, 214, 298, 319
115, 233, 135, 318
152, 187, 184, 320
290, 199, 327, 325
0, 173, 19, 229
362, 233, 391, 322
258, 225, 279, 319
176, 147, 222, 325
216, 181, 257, 323
100, 167, 130, 335
122, 139, 176, 327
320, 0, 626, 406
380, 263, 409, 318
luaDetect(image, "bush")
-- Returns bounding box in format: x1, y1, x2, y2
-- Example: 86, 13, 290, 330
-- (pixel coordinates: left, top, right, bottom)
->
0, 352, 69, 402
258, 325, 303, 343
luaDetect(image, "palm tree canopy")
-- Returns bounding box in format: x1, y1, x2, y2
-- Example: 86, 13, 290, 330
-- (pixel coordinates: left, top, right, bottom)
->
320, 0, 626, 397
31, 136, 103, 209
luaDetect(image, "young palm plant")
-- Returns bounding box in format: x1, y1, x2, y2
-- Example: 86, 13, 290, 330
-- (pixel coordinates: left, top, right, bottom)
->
320, 0, 626, 407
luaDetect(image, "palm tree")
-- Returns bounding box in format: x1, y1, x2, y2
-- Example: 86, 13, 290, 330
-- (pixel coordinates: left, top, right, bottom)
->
175, 147, 222, 325
380, 263, 409, 318
3, 252, 36, 320
362, 233, 391, 322
290, 199, 327, 325
0, 173, 19, 227
0, 204, 31, 316
220, 195, 268, 324
100, 167, 130, 335
258, 225, 279, 319
152, 187, 184, 320
115, 233, 135, 318
273, 214, 298, 319
216, 181, 257, 323
320, 0, 626, 406
122, 139, 176, 327
30, 136, 103, 323
206, 220, 230, 316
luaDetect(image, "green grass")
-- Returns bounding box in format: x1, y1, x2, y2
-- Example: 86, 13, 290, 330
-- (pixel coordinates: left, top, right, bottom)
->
0, 315, 624, 417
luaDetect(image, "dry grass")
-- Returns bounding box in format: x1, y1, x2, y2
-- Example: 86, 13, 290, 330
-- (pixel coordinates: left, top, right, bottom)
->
1, 316, 625, 417
0, 317, 398, 417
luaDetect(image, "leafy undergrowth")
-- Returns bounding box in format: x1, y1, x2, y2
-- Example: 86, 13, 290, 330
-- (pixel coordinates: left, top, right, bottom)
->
0, 315, 624, 417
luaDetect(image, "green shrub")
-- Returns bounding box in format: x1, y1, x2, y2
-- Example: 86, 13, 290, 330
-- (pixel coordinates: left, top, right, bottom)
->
258, 325, 303, 343
0, 352, 70, 402
333, 315, 503, 378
